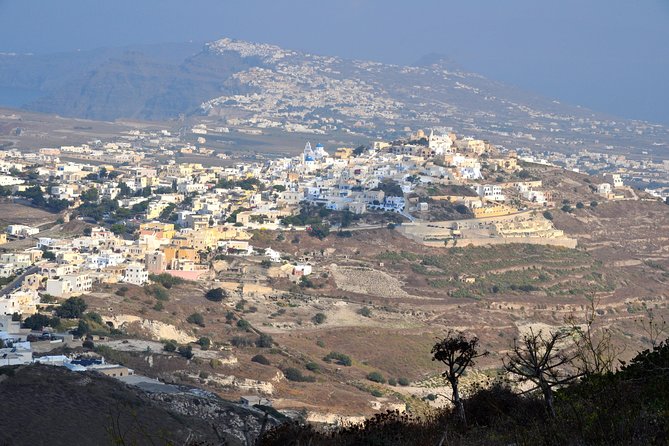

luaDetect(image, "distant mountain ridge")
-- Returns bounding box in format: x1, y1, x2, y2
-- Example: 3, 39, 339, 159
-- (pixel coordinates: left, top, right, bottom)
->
0, 37, 667, 155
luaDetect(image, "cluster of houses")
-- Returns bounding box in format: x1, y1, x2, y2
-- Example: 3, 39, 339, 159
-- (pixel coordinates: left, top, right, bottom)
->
0, 129, 580, 237
0, 128, 637, 318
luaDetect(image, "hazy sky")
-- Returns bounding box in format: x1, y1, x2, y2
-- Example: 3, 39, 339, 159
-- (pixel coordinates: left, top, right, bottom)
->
1, 0, 668, 124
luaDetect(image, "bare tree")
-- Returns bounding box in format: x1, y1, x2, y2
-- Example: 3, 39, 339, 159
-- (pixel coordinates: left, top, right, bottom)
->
504, 328, 580, 417
431, 331, 488, 426
565, 297, 624, 376
636, 308, 668, 348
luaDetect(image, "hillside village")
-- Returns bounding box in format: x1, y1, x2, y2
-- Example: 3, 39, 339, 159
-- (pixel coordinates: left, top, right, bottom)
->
0, 126, 664, 422
0, 128, 640, 308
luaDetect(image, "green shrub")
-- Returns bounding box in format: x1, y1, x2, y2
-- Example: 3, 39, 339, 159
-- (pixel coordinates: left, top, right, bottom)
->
312, 313, 327, 325
358, 307, 372, 318
163, 341, 177, 352
284, 367, 316, 382
305, 362, 320, 372
186, 313, 205, 327
205, 287, 227, 302
236, 319, 251, 330
55, 297, 87, 319
231, 336, 255, 347
197, 337, 211, 350
23, 313, 59, 330
367, 371, 386, 383
178, 345, 193, 359
252, 354, 271, 365
148, 273, 186, 289
398, 377, 410, 386
323, 351, 352, 366
256, 333, 273, 348
144, 284, 169, 301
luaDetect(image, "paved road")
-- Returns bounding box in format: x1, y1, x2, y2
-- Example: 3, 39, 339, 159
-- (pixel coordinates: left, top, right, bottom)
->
0, 265, 38, 296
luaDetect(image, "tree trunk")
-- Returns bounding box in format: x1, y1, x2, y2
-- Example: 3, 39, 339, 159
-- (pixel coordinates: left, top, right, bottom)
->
451, 379, 466, 426
541, 384, 556, 418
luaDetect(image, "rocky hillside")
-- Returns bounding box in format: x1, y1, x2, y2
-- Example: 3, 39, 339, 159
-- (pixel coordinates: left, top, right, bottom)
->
0, 364, 278, 446
0, 38, 668, 156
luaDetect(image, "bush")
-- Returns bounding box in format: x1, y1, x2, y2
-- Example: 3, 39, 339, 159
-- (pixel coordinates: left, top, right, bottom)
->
55, 297, 87, 319
153, 301, 164, 311
323, 351, 352, 366
163, 341, 177, 352
252, 354, 271, 365
236, 319, 251, 330
576, 201, 585, 209
256, 333, 274, 348
144, 284, 169, 301
284, 367, 316, 383
308, 222, 330, 240
398, 377, 410, 386
148, 273, 185, 289
197, 337, 211, 350
205, 287, 227, 302
23, 313, 58, 330
86, 312, 103, 325
312, 313, 327, 325
178, 345, 194, 359
231, 336, 255, 347
371, 389, 383, 397
388, 378, 397, 386
305, 362, 320, 372
199, 371, 209, 379
74, 319, 90, 336
590, 201, 598, 208
367, 371, 386, 383
464, 383, 544, 427
186, 313, 205, 327
542, 211, 553, 220
82, 339, 95, 349
358, 307, 372, 318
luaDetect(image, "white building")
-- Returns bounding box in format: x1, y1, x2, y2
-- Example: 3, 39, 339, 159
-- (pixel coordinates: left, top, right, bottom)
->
0, 289, 39, 316
264, 248, 282, 263
293, 264, 312, 276
598, 183, 612, 197
0, 175, 24, 187
45, 274, 92, 298
6, 225, 40, 238
123, 263, 149, 286
475, 184, 505, 202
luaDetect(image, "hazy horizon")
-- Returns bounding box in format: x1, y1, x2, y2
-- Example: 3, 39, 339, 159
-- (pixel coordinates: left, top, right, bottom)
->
1, 0, 668, 125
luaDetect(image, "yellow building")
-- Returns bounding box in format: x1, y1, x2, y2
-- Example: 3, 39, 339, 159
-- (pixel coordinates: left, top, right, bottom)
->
334, 147, 354, 159
139, 222, 176, 240
162, 246, 198, 265
491, 158, 518, 171
473, 204, 516, 219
